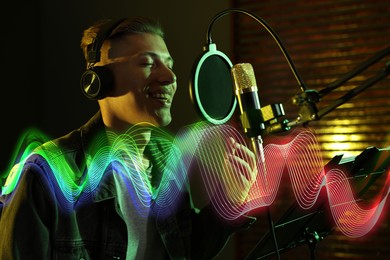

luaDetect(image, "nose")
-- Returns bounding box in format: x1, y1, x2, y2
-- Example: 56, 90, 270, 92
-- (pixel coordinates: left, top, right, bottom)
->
158, 64, 177, 86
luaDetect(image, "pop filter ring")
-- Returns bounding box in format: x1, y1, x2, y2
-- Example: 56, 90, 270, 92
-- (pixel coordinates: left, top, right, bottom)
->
189, 43, 236, 124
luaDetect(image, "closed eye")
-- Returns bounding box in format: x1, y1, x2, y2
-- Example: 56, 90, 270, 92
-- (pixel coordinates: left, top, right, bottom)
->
141, 62, 154, 68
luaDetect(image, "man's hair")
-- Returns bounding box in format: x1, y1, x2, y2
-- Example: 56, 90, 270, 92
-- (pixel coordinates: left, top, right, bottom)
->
80, 16, 164, 63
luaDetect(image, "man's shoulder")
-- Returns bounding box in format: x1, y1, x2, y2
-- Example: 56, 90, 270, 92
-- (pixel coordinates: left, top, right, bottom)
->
37, 111, 106, 165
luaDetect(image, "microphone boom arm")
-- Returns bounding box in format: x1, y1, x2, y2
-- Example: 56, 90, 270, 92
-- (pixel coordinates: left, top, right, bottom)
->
289, 45, 390, 127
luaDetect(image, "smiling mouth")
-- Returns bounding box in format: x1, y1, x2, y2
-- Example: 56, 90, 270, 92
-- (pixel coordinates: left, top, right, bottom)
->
147, 92, 172, 106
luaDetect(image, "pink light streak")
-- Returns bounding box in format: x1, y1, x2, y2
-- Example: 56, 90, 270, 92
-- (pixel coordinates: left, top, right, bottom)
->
178, 122, 390, 238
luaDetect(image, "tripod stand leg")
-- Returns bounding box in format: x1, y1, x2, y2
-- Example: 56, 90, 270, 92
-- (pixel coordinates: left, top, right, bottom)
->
267, 207, 281, 260
305, 230, 321, 260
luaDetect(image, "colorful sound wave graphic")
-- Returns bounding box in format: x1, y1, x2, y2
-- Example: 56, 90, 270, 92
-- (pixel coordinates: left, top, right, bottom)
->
1, 122, 389, 238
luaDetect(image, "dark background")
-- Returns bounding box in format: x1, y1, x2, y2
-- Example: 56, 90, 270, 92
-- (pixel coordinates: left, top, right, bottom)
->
1, 1, 389, 259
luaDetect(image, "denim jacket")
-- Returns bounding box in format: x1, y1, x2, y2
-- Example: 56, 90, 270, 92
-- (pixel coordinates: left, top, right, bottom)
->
0, 112, 250, 259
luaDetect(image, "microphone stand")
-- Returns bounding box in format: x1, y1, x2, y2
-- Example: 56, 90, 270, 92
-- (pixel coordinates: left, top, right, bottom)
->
241, 115, 282, 260
251, 135, 281, 260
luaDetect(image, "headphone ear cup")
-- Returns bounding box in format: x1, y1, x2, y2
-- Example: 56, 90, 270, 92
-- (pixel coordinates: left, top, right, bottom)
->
80, 66, 114, 100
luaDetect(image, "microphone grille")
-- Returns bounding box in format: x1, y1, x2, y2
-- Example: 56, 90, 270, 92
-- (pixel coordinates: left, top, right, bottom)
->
231, 63, 257, 92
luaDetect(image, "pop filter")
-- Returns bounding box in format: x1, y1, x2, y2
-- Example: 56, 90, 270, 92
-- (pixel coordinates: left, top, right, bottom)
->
189, 43, 237, 124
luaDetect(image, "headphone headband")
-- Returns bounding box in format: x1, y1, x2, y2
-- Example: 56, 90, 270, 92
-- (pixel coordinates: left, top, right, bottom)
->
86, 18, 126, 64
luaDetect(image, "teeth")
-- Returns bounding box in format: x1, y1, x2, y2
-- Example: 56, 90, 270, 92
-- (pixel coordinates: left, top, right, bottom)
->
150, 93, 168, 100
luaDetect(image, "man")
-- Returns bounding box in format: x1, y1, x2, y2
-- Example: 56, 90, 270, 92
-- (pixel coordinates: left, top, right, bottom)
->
0, 16, 256, 259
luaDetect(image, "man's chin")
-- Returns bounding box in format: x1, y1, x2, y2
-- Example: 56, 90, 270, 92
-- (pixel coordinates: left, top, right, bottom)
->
158, 117, 172, 127
153, 111, 172, 127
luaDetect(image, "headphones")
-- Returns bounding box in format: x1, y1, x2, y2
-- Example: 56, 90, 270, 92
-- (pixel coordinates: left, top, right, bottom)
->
80, 18, 126, 100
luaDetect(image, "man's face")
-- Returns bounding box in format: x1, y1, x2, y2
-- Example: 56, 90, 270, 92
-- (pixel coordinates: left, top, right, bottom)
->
98, 33, 177, 129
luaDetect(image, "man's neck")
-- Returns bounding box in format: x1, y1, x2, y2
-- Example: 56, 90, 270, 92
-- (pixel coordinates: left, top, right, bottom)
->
106, 126, 152, 153
133, 129, 152, 155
